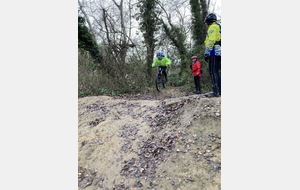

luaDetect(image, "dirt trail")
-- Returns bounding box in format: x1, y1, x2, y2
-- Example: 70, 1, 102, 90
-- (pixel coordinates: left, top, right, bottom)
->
78, 88, 221, 190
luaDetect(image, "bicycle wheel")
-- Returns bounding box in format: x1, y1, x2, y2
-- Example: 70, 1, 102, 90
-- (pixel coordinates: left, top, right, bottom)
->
155, 74, 162, 92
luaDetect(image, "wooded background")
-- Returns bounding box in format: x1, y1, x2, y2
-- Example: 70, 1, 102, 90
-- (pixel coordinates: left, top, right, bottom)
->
78, 0, 221, 96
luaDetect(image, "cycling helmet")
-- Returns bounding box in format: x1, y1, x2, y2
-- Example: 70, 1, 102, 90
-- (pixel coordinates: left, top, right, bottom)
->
190, 56, 198, 60
156, 52, 165, 59
204, 13, 217, 24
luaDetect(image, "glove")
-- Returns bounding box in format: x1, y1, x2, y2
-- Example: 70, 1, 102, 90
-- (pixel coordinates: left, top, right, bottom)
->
190, 64, 192, 68
200, 68, 203, 74
204, 54, 209, 62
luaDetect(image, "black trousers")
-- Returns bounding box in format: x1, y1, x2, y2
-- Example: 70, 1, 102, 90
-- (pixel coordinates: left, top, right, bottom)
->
209, 55, 221, 94
194, 76, 201, 91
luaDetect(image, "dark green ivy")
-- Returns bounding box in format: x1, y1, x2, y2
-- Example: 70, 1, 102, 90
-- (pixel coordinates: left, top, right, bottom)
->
189, 0, 205, 48
78, 16, 102, 65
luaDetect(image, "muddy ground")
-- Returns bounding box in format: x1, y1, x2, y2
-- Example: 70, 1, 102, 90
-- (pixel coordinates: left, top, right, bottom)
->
78, 88, 221, 190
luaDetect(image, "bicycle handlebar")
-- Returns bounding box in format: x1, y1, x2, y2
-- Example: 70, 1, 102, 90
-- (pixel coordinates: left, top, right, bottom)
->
153, 65, 169, 68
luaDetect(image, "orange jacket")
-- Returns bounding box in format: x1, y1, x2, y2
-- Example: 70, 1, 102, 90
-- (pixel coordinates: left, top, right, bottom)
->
191, 60, 201, 77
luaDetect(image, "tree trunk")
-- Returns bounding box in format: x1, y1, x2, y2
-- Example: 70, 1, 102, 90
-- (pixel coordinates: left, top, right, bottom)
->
147, 47, 153, 79
200, 0, 208, 41
113, 0, 127, 78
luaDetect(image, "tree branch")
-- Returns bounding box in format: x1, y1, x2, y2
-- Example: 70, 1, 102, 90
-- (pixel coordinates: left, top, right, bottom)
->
78, 0, 96, 40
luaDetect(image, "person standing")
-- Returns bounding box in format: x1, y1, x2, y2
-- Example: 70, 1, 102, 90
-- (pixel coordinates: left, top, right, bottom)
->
152, 52, 171, 82
203, 13, 221, 97
190, 56, 202, 94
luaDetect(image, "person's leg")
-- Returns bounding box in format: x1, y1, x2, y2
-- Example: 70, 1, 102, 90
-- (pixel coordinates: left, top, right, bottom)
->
197, 76, 201, 93
216, 56, 221, 95
206, 55, 219, 97
204, 59, 213, 95
162, 66, 168, 82
196, 76, 201, 94
193, 76, 197, 93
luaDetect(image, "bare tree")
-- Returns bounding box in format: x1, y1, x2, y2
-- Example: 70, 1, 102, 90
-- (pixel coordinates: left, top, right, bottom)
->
78, 0, 96, 40
78, 0, 221, 91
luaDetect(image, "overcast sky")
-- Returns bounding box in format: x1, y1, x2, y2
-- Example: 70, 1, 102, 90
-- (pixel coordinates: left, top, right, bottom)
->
212, 0, 221, 19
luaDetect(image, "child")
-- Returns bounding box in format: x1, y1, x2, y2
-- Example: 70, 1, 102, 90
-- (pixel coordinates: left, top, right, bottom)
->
190, 56, 202, 94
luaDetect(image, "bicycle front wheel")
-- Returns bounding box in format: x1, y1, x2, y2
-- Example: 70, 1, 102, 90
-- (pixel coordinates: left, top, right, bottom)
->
155, 74, 163, 92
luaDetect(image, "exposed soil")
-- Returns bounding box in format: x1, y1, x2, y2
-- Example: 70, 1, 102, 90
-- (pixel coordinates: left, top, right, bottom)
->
78, 88, 221, 190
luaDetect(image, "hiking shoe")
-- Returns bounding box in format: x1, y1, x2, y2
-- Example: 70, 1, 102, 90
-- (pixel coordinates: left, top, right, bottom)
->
193, 91, 197, 94
204, 91, 213, 96
196, 91, 201, 94
205, 92, 219, 97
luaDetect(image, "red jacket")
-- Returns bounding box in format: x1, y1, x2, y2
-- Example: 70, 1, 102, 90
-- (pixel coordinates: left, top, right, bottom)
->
191, 60, 201, 77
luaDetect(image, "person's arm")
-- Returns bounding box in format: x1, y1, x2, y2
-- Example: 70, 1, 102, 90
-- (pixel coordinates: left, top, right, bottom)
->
152, 58, 157, 67
204, 25, 218, 55
165, 56, 171, 66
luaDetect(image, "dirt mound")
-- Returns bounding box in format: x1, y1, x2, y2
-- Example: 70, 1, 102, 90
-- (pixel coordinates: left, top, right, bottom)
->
78, 88, 221, 190
110, 88, 188, 101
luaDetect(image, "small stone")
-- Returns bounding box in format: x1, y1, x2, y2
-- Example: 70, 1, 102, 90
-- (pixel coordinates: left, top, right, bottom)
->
93, 178, 100, 186
117, 158, 123, 162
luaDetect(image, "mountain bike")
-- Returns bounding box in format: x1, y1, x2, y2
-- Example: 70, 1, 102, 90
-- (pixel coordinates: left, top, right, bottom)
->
153, 66, 167, 92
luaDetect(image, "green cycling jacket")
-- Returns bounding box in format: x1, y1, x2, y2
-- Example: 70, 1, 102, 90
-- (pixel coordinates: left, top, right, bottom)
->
152, 56, 171, 67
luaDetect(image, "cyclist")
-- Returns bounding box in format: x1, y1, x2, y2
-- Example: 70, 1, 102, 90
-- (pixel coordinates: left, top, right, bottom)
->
152, 52, 171, 82
203, 13, 221, 97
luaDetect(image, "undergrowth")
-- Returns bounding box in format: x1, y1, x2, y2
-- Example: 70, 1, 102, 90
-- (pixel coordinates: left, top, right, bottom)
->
78, 49, 217, 97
